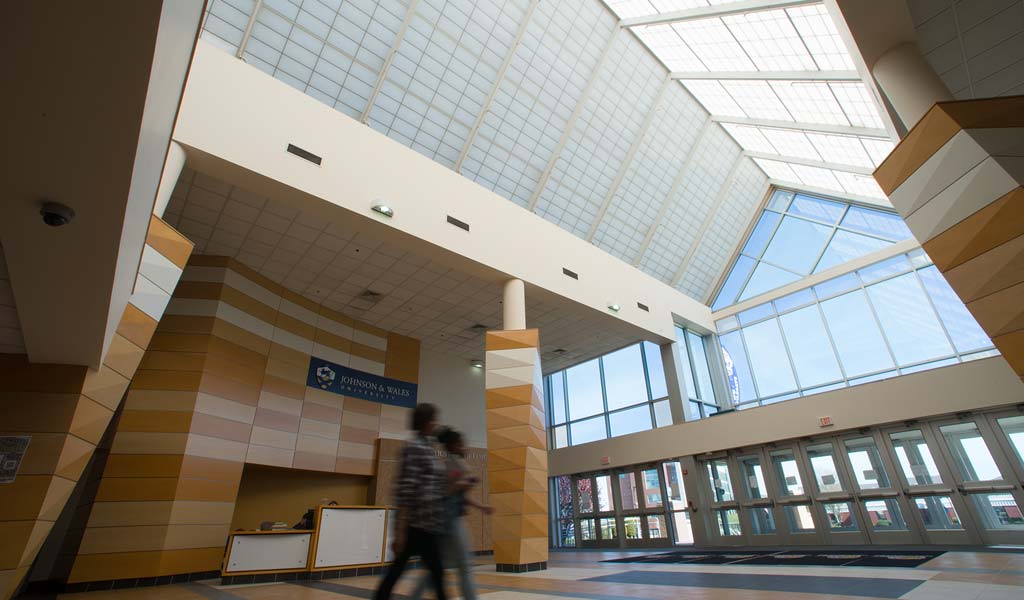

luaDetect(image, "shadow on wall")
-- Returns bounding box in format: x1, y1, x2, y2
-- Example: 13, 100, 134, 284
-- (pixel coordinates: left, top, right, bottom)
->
229, 463, 371, 530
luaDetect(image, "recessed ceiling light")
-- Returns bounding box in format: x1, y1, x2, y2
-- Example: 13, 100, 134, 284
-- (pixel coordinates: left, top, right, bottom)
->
372, 203, 394, 217
470, 359, 484, 369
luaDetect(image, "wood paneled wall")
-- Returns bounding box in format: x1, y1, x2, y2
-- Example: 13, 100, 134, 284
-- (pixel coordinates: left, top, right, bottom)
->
68, 256, 420, 583
0, 217, 192, 599
875, 96, 1024, 383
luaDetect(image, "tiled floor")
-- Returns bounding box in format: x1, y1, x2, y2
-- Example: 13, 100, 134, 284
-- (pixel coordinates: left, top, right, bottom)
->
55, 549, 1024, 600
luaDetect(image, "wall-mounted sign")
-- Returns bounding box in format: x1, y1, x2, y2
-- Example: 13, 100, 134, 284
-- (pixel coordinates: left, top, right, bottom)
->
0, 436, 30, 483
307, 357, 417, 408
819, 416, 833, 427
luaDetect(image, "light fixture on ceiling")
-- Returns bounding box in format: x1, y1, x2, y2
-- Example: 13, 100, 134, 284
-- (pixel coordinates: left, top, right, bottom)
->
607, 303, 620, 313
470, 359, 484, 369
371, 202, 394, 217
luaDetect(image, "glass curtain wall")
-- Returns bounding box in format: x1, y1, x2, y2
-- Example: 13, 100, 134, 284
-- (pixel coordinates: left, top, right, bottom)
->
675, 326, 719, 419
547, 330, 717, 447
713, 189, 914, 310
715, 249, 997, 408
547, 341, 669, 449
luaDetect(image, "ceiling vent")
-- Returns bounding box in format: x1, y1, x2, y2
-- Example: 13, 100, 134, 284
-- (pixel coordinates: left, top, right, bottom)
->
447, 215, 470, 231
562, 268, 578, 280
469, 323, 490, 332
349, 289, 383, 311
286, 143, 322, 166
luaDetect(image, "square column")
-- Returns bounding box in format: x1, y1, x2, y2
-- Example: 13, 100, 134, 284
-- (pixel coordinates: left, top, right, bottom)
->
485, 329, 547, 572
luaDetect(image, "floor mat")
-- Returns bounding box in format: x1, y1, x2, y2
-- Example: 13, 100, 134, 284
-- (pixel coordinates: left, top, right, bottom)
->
604, 549, 944, 568
584, 570, 924, 598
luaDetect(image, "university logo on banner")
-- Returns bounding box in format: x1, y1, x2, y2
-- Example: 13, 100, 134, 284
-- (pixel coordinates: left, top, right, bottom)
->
306, 357, 417, 408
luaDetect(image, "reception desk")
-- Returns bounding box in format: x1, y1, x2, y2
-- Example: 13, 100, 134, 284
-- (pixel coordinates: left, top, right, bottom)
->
222, 506, 397, 583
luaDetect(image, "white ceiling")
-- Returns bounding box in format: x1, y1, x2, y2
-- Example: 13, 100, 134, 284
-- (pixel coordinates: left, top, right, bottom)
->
164, 168, 643, 372
908, 0, 1024, 99
197, 0, 778, 304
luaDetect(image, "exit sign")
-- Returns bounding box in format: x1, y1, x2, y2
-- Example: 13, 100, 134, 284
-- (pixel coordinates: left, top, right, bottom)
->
819, 416, 833, 428
600, 456, 610, 465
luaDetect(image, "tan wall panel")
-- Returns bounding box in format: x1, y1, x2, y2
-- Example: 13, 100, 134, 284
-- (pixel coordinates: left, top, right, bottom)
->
124, 389, 198, 412
384, 333, 420, 384
211, 318, 272, 355
95, 477, 179, 502
189, 412, 252, 443
148, 332, 212, 353
146, 216, 195, 269
102, 334, 147, 379
131, 369, 202, 392
81, 367, 130, 411
179, 455, 245, 482
85, 502, 174, 528
138, 350, 207, 372
116, 303, 159, 350
174, 478, 241, 503
261, 374, 305, 400
111, 432, 189, 455
265, 356, 308, 384
0, 354, 87, 393
0, 392, 80, 432
117, 410, 194, 433
269, 341, 309, 367
102, 455, 184, 479
199, 372, 261, 406
924, 187, 1024, 271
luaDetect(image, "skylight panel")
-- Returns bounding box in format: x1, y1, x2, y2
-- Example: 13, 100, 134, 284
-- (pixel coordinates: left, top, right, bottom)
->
786, 4, 854, 71
635, 25, 706, 71
805, 132, 872, 168
769, 81, 848, 125
653, 0, 714, 11
861, 138, 896, 167
680, 79, 745, 116
723, 9, 816, 72
753, 158, 799, 182
790, 163, 841, 190
832, 171, 887, 198
721, 81, 791, 120
721, 123, 776, 154
760, 128, 820, 161
672, 18, 753, 71
830, 82, 885, 128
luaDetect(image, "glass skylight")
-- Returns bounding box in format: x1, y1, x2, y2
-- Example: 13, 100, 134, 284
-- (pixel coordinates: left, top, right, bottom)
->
612, 1, 895, 202
711, 188, 913, 310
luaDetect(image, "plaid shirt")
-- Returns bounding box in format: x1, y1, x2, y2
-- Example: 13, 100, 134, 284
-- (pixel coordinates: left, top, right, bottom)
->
394, 433, 446, 534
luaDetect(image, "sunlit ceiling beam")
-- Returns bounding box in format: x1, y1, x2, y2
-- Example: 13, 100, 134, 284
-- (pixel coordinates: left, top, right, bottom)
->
766, 179, 892, 208
586, 78, 672, 241
456, 0, 540, 172
744, 151, 874, 175
621, 0, 819, 27
528, 26, 620, 211
671, 70, 859, 81
670, 154, 747, 287
360, 0, 420, 123
712, 115, 889, 138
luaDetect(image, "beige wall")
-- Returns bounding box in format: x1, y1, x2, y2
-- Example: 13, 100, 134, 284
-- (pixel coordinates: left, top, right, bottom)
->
229, 464, 370, 530
172, 41, 715, 341
417, 350, 487, 449
549, 357, 1024, 476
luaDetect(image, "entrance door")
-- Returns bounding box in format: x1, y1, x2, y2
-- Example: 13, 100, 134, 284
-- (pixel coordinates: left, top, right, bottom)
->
662, 460, 695, 545
736, 451, 782, 545
616, 466, 672, 547
573, 473, 619, 548
702, 456, 743, 544
838, 433, 920, 544
767, 446, 820, 545
803, 441, 870, 545
882, 426, 977, 545
932, 417, 1024, 545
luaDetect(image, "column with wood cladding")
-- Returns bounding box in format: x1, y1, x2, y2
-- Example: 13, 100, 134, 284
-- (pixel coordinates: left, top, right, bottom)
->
68, 256, 420, 584
874, 96, 1024, 384
0, 217, 192, 599
485, 329, 547, 572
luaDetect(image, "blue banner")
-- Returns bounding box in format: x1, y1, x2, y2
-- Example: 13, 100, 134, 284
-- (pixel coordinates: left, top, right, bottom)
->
306, 357, 417, 408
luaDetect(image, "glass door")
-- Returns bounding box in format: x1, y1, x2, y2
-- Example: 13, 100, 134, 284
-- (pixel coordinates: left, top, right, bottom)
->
703, 456, 743, 544
883, 426, 977, 545
768, 447, 820, 544
933, 418, 1024, 544
839, 434, 919, 544
616, 466, 671, 547
804, 441, 869, 544
737, 452, 781, 545
573, 473, 619, 548
663, 460, 695, 545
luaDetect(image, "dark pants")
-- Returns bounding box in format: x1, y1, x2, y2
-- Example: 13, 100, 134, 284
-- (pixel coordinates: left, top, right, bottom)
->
373, 526, 446, 600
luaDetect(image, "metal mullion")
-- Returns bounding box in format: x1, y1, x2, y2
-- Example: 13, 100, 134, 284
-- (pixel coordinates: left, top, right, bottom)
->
769, 313, 805, 395
911, 267, 960, 359
236, 0, 264, 59
735, 326, 763, 401
705, 184, 774, 305
859, 277, 909, 371
811, 297, 850, 383
598, 356, 612, 440
639, 342, 660, 428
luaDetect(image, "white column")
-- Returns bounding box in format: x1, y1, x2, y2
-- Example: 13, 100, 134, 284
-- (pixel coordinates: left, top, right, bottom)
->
872, 42, 953, 131
660, 342, 690, 424
502, 278, 526, 331
153, 141, 186, 218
